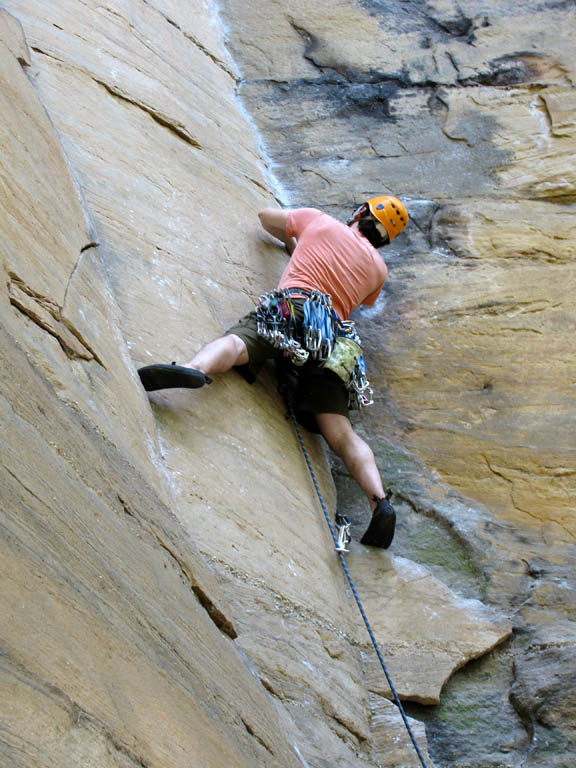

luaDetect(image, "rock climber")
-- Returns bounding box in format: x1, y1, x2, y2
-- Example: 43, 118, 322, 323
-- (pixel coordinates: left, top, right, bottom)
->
138, 196, 409, 549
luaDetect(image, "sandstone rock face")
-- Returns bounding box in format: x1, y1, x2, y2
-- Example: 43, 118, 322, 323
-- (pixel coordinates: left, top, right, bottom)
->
0, 9, 305, 767
217, 0, 576, 765
351, 553, 512, 706
1, 2, 574, 768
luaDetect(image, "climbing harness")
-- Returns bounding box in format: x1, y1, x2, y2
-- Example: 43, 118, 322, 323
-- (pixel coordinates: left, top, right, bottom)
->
283, 396, 430, 768
256, 289, 374, 409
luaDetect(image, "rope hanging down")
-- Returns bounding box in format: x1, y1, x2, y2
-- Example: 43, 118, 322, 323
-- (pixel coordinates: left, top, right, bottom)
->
285, 399, 430, 768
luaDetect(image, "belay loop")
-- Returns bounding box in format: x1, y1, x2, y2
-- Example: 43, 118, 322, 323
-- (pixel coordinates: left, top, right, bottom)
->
255, 289, 374, 409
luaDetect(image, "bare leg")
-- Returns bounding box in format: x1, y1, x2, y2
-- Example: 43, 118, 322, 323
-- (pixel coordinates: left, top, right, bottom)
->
316, 412, 384, 512
185, 334, 249, 376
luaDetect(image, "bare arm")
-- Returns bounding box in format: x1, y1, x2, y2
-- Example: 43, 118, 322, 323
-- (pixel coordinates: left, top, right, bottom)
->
258, 208, 296, 255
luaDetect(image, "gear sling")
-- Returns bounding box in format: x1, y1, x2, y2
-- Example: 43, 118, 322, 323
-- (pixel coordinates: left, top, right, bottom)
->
255, 288, 373, 410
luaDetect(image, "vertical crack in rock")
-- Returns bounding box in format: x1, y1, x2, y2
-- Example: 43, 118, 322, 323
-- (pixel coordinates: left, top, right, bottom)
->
537, 90, 555, 135
140, 0, 237, 80
240, 717, 276, 756
509, 669, 536, 751
62, 241, 100, 307
8, 273, 105, 366
446, 51, 461, 76
116, 495, 237, 639
151, 531, 238, 639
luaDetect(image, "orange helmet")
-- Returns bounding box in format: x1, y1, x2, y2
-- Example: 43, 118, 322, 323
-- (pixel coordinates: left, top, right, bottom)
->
365, 196, 409, 241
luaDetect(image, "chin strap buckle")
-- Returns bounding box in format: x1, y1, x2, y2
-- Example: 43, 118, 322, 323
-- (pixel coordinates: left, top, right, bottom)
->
335, 513, 351, 552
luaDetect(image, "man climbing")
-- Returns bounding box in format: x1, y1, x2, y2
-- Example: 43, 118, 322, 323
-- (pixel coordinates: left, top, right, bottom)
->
138, 196, 409, 549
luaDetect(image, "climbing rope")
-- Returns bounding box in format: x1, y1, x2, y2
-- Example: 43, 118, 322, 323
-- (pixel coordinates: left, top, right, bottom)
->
285, 399, 430, 768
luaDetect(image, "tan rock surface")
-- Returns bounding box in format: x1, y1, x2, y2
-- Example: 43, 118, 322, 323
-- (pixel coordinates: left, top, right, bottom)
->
350, 552, 512, 705
3, 0, 576, 766
440, 86, 576, 199
1, 4, 387, 764
370, 696, 433, 768
370, 240, 576, 540
221, 0, 575, 87
0, 8, 318, 767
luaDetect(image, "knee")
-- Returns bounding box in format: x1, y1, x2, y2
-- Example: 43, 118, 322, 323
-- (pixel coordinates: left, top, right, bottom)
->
316, 413, 355, 455
225, 334, 249, 366
225, 333, 244, 353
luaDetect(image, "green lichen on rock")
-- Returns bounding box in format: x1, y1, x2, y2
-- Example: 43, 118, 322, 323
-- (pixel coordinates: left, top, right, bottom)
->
406, 642, 529, 767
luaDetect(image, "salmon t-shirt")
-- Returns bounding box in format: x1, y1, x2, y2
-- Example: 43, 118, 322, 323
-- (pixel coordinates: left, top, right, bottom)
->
277, 208, 388, 320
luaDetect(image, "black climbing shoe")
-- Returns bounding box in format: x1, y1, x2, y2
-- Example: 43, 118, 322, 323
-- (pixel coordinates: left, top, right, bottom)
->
360, 492, 396, 549
137, 363, 212, 392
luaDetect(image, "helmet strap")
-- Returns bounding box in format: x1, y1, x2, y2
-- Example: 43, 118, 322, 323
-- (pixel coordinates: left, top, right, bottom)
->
347, 203, 369, 226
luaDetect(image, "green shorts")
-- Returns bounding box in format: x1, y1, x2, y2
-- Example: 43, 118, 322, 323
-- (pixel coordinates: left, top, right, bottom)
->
225, 307, 349, 433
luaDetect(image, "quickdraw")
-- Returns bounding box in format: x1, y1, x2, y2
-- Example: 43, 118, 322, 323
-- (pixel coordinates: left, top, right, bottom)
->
334, 513, 351, 552
255, 290, 309, 365
302, 292, 336, 360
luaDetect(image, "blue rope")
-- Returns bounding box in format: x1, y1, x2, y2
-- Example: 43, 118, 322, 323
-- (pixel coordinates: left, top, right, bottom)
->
286, 401, 430, 768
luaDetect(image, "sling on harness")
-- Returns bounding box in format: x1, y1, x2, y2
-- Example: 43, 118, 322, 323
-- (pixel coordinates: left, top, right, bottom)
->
256, 289, 374, 409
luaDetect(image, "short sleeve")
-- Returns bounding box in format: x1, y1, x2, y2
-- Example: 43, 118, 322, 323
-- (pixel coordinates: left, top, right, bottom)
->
361, 283, 385, 306
286, 208, 322, 239
361, 260, 388, 306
